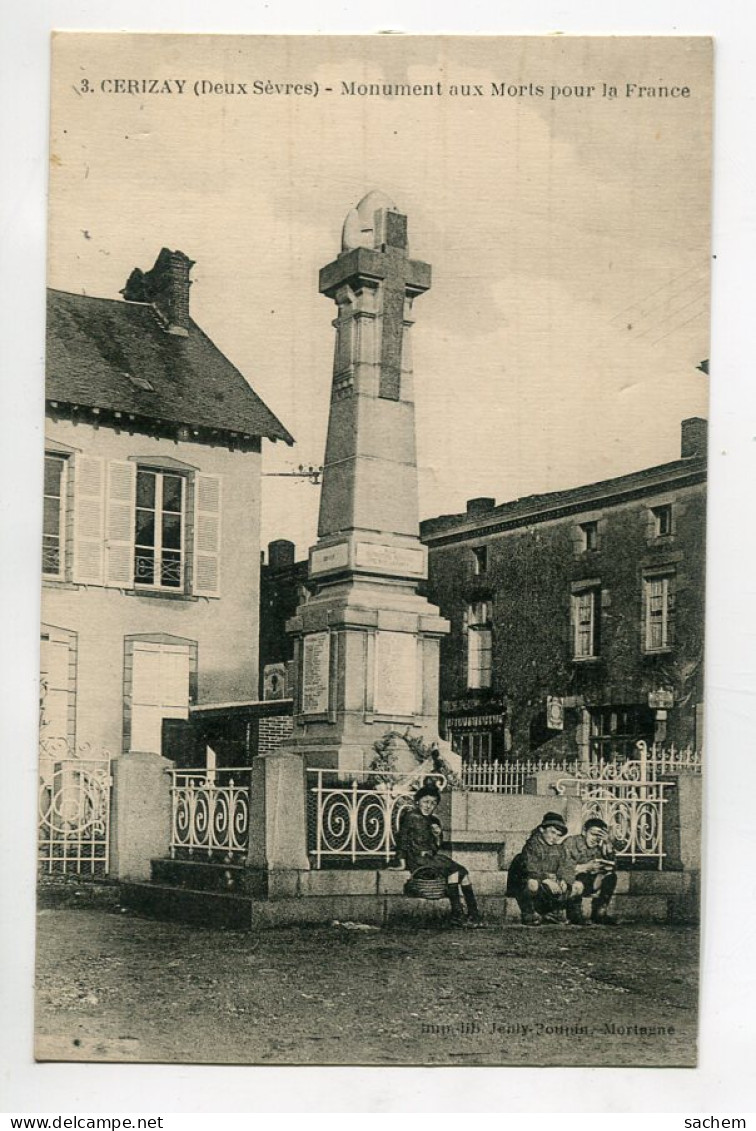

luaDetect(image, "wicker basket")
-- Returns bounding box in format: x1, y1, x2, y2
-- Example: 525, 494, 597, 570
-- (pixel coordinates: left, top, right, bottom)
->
404, 866, 448, 900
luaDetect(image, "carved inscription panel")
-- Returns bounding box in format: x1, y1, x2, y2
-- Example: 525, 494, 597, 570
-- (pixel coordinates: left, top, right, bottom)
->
374, 631, 417, 717
302, 631, 330, 715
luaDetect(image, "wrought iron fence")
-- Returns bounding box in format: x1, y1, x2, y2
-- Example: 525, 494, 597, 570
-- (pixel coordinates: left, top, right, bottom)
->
556, 756, 675, 869
38, 739, 112, 875
307, 768, 446, 869
460, 744, 701, 794
644, 742, 702, 775
168, 767, 252, 862
461, 757, 578, 794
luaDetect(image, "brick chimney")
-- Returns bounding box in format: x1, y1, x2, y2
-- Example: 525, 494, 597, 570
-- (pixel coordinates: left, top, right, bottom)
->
268, 539, 296, 569
681, 417, 708, 459
122, 248, 195, 336
466, 497, 496, 517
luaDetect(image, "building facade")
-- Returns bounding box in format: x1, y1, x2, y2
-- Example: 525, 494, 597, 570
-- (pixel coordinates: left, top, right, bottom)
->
41, 248, 292, 760
420, 419, 707, 763
258, 539, 309, 700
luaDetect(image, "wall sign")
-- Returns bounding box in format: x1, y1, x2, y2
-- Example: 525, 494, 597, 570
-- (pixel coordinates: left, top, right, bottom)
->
546, 696, 564, 731
263, 663, 287, 701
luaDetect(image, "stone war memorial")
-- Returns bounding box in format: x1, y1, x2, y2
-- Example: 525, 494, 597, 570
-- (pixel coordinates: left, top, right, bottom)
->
116, 192, 701, 931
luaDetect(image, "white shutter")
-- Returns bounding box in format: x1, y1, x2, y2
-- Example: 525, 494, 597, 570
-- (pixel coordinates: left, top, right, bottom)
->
130, 642, 190, 753
130, 703, 163, 754
131, 643, 164, 754
161, 646, 190, 711
72, 454, 105, 584
193, 473, 222, 597
40, 633, 71, 742
131, 642, 162, 706
105, 460, 136, 587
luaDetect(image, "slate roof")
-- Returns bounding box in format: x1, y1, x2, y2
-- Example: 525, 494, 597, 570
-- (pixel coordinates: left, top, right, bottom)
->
46, 289, 293, 444
421, 455, 707, 544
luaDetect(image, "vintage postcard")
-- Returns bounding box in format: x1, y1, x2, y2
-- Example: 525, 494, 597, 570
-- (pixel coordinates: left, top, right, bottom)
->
37, 33, 711, 1067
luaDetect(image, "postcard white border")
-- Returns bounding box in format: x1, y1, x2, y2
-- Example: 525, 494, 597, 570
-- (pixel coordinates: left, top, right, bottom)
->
1, 0, 755, 1117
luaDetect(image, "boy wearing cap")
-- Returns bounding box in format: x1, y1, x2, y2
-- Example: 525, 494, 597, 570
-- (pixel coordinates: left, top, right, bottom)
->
505, 811, 570, 925
396, 783, 484, 928
562, 817, 619, 925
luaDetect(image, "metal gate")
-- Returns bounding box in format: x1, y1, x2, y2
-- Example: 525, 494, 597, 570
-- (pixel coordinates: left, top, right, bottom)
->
556, 747, 675, 869
38, 739, 112, 875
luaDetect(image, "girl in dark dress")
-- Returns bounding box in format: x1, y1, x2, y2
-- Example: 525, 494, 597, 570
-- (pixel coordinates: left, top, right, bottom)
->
396, 783, 483, 927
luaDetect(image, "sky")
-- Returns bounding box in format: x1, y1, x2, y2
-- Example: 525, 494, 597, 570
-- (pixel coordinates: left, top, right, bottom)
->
46, 34, 711, 558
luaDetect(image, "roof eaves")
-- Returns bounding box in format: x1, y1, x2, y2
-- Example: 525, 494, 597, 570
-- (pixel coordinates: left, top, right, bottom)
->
421, 458, 707, 544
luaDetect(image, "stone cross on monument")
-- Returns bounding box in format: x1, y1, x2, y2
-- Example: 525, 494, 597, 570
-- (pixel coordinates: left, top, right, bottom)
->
284, 190, 450, 775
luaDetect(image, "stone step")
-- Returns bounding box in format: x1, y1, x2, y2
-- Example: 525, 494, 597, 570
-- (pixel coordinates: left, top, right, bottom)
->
121, 881, 510, 930
120, 878, 681, 931
151, 857, 249, 894
120, 882, 254, 930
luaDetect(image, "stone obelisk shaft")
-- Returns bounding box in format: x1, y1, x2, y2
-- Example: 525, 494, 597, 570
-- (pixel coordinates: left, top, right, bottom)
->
285, 192, 449, 773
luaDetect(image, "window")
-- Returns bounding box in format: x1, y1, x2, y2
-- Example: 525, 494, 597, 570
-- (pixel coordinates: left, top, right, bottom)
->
43, 454, 67, 578
472, 545, 488, 576
580, 521, 598, 552
572, 587, 600, 659
651, 504, 672, 537
128, 639, 193, 754
466, 601, 492, 689
644, 573, 675, 651
135, 469, 185, 590
68, 453, 221, 597
453, 732, 492, 760
589, 705, 654, 761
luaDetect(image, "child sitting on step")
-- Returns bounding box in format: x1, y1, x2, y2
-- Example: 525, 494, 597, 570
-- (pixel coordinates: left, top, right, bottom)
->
395, 783, 483, 928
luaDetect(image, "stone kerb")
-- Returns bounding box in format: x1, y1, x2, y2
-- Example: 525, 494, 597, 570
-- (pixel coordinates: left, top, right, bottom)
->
110, 751, 173, 881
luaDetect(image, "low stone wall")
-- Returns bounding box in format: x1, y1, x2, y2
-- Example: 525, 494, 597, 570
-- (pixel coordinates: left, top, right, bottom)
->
447, 790, 582, 872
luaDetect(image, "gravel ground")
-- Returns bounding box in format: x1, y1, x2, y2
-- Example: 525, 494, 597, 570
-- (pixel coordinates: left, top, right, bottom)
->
34, 881, 699, 1067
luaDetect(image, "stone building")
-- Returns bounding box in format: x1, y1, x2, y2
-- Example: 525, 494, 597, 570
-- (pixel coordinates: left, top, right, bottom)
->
42, 248, 292, 760
420, 418, 707, 763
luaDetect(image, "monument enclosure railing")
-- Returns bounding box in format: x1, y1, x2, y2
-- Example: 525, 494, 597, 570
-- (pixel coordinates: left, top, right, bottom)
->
167, 767, 252, 862
555, 754, 678, 869
307, 768, 447, 869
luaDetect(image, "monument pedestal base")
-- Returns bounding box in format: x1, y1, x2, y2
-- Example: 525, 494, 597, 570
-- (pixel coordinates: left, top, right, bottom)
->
286, 575, 450, 777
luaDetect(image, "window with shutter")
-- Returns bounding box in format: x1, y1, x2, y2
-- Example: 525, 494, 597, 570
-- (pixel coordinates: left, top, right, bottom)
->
72, 454, 105, 584
194, 473, 222, 597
